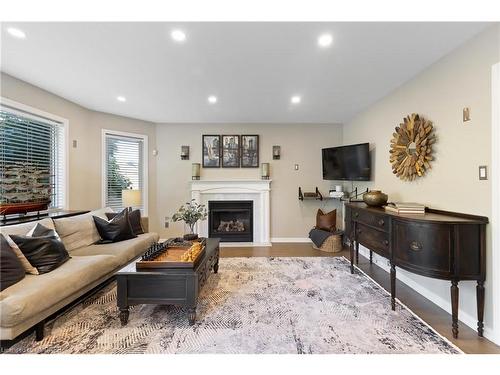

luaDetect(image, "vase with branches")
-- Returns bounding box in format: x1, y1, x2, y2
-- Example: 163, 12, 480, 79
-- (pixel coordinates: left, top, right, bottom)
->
171, 199, 208, 240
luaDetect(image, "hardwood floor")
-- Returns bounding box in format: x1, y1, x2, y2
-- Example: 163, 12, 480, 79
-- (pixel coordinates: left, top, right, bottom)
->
220, 242, 500, 354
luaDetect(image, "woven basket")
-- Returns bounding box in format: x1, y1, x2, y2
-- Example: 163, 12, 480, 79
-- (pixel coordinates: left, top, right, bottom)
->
312, 232, 343, 253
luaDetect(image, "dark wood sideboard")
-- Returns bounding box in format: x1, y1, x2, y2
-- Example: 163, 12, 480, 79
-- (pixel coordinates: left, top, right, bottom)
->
344, 202, 488, 339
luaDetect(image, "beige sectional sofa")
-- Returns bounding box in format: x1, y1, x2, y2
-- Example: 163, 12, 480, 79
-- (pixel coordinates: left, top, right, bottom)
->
0, 208, 159, 341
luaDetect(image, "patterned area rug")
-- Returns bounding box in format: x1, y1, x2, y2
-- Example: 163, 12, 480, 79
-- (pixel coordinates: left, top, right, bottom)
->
7, 257, 461, 354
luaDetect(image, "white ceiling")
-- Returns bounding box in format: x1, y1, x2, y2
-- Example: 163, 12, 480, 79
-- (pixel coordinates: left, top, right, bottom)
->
0, 22, 491, 124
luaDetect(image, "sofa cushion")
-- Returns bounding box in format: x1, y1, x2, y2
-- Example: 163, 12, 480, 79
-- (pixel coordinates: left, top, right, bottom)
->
54, 208, 112, 253
0, 255, 119, 328
70, 233, 159, 264
0, 218, 55, 237
0, 235, 25, 291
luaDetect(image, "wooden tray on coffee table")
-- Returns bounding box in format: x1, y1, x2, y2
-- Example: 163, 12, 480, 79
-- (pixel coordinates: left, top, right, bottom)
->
136, 239, 206, 270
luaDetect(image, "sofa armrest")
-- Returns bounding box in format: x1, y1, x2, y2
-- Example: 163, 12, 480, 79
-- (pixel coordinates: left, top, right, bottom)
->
141, 217, 149, 233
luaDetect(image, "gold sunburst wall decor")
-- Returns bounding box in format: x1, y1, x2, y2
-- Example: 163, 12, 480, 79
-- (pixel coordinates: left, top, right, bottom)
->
390, 113, 436, 181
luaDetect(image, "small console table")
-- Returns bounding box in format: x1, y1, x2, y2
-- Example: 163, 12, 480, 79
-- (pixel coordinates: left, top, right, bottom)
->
344, 202, 488, 338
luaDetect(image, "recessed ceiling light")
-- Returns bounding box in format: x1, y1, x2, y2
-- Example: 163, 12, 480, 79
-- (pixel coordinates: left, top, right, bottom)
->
291, 96, 301, 104
208, 95, 217, 104
171, 29, 186, 42
318, 33, 333, 48
116, 96, 127, 102
6, 27, 26, 39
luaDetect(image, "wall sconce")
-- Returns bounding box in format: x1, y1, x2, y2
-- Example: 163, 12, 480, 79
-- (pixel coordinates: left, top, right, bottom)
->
192, 163, 201, 180
261, 163, 270, 180
273, 145, 281, 160
181, 145, 190, 160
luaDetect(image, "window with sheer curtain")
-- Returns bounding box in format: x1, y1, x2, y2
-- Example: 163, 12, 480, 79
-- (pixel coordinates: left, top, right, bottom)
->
0, 107, 66, 210
103, 131, 146, 214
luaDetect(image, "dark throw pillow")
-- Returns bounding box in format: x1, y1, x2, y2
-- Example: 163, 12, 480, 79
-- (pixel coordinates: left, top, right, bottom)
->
1, 234, 26, 291
316, 209, 337, 232
106, 209, 144, 235
30, 222, 60, 239
93, 209, 137, 244
9, 232, 70, 275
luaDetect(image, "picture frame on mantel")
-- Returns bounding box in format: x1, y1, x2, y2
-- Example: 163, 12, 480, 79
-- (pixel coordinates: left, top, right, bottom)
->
241, 135, 259, 168
222, 135, 240, 168
202, 135, 221, 168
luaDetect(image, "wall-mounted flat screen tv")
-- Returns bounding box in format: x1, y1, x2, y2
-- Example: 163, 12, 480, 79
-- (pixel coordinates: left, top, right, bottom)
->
322, 143, 371, 181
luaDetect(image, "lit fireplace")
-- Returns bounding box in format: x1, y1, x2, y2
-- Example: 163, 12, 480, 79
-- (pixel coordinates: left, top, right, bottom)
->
208, 200, 253, 242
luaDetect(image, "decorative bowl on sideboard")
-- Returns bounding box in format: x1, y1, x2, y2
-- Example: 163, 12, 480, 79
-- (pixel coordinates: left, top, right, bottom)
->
362, 190, 388, 207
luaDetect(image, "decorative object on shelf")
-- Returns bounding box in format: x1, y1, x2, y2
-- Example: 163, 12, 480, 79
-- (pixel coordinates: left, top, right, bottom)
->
390, 113, 435, 181
0, 162, 52, 216
298, 187, 329, 201
192, 163, 201, 180
122, 189, 141, 209
171, 199, 208, 241
202, 135, 220, 168
362, 190, 388, 207
241, 135, 259, 167
272, 145, 281, 160
180, 145, 190, 160
222, 135, 240, 167
261, 163, 270, 180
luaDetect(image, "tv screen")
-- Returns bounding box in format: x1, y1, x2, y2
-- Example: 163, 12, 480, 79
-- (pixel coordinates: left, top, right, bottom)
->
322, 143, 371, 181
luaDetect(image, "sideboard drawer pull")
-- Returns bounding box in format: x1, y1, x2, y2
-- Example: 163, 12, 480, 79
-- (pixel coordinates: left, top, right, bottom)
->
354, 212, 359, 218
378, 219, 385, 226
383, 240, 389, 246
410, 241, 423, 251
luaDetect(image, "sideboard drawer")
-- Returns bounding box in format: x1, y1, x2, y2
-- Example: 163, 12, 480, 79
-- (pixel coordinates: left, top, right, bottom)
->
352, 208, 388, 232
356, 223, 389, 257
393, 220, 452, 276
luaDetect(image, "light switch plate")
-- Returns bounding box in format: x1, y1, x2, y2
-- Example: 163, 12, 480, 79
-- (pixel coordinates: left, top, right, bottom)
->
479, 165, 488, 180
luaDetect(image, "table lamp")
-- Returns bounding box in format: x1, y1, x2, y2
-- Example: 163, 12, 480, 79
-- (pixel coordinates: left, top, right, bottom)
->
122, 189, 141, 211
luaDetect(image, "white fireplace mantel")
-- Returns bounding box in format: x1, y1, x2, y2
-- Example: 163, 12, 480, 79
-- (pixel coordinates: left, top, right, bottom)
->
191, 179, 272, 246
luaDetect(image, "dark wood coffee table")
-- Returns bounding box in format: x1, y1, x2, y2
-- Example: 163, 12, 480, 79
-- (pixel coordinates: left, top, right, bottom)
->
116, 238, 220, 325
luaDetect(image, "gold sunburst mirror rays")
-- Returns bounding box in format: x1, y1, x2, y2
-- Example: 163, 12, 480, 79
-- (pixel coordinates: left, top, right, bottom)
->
390, 113, 435, 181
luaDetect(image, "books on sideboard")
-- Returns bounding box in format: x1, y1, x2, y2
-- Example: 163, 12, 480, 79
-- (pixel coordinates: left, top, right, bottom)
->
384, 202, 425, 215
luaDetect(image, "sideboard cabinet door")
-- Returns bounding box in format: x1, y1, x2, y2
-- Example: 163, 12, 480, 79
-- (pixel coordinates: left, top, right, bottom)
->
392, 220, 453, 278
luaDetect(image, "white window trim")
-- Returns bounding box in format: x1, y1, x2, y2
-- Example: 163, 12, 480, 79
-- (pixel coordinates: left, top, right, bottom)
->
492, 62, 500, 345
0, 96, 69, 210
101, 129, 148, 216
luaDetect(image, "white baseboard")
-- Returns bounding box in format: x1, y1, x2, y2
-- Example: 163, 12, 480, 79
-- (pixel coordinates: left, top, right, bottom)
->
357, 245, 495, 342
220, 242, 272, 247
271, 237, 311, 243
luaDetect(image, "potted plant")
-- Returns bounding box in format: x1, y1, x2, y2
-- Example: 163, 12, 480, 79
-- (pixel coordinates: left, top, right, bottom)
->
171, 199, 208, 240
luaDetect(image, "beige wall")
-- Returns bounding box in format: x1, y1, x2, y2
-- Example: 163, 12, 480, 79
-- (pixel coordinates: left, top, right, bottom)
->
154, 123, 343, 239
0, 73, 158, 228
343, 25, 500, 339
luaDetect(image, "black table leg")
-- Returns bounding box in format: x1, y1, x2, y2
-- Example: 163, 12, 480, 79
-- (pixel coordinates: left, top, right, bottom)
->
451, 280, 459, 338
477, 280, 485, 337
119, 307, 129, 326
390, 264, 396, 311
369, 250, 373, 264
355, 241, 359, 264
213, 261, 219, 274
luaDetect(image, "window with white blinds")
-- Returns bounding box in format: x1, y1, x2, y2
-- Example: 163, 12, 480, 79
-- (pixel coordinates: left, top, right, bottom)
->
103, 131, 146, 213
0, 107, 66, 209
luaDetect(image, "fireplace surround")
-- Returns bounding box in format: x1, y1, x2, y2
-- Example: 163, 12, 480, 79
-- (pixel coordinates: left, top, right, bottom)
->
208, 201, 253, 242
191, 179, 271, 246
